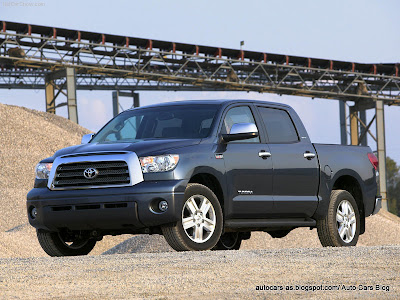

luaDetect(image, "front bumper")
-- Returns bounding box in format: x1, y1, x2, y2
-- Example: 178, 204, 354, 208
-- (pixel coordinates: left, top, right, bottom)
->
372, 196, 382, 215
27, 180, 187, 232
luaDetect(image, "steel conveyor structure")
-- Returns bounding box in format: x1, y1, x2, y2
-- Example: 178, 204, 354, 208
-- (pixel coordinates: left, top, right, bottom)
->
0, 20, 399, 207
0, 21, 399, 99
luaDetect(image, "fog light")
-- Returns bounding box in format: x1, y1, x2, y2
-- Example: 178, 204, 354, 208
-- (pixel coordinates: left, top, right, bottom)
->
30, 207, 38, 219
158, 200, 168, 212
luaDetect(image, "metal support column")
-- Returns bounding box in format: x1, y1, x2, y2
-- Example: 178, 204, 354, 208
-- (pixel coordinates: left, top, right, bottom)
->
45, 75, 55, 114
133, 92, 140, 108
376, 99, 387, 210
112, 91, 140, 115
339, 100, 347, 145
133, 92, 140, 129
66, 68, 78, 123
350, 106, 359, 145
359, 110, 367, 146
112, 91, 119, 117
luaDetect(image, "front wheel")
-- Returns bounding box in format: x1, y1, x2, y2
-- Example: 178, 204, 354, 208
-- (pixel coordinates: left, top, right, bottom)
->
37, 229, 97, 257
317, 190, 360, 247
162, 183, 223, 251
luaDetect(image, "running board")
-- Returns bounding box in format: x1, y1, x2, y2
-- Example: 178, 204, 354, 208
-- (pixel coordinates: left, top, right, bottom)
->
225, 218, 316, 229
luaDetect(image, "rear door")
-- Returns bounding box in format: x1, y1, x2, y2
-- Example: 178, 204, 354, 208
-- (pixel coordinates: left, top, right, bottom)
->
256, 106, 319, 218
220, 104, 274, 219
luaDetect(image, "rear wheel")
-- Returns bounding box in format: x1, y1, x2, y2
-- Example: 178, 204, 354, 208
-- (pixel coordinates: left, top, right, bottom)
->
212, 232, 242, 250
162, 183, 223, 251
37, 229, 97, 257
317, 190, 360, 247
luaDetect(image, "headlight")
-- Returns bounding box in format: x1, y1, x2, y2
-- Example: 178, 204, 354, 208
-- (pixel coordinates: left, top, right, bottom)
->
35, 163, 53, 179
139, 155, 179, 173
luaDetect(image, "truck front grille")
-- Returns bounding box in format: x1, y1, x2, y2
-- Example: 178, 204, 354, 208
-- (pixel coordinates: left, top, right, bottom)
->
52, 161, 130, 189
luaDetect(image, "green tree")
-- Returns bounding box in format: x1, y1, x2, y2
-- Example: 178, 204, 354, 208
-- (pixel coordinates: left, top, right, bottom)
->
386, 156, 400, 216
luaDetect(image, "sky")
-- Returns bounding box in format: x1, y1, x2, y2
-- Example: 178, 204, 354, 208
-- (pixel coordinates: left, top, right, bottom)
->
1, 0, 399, 163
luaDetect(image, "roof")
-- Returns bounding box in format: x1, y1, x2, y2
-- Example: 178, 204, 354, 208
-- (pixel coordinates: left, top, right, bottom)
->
128, 99, 291, 110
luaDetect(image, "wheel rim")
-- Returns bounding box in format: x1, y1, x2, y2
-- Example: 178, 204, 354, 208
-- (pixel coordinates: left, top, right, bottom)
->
336, 200, 357, 243
58, 233, 89, 249
182, 194, 216, 243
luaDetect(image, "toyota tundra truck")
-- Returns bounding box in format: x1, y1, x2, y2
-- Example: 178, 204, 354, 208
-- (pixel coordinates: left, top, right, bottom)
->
27, 99, 382, 256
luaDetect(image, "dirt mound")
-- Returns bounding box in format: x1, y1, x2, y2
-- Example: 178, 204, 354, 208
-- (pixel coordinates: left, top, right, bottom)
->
103, 235, 174, 255
0, 103, 399, 258
0, 104, 89, 231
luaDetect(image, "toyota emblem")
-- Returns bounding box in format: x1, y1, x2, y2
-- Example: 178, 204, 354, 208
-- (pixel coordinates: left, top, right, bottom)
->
83, 168, 98, 179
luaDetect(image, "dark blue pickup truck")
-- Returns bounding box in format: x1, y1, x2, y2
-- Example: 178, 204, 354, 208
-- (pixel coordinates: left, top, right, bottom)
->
27, 100, 381, 256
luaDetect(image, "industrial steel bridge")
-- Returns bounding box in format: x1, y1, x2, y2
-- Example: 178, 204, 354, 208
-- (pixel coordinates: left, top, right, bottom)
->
1, 20, 399, 207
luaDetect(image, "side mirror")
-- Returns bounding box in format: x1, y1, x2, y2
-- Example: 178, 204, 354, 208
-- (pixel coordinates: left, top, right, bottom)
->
221, 123, 258, 143
81, 133, 94, 144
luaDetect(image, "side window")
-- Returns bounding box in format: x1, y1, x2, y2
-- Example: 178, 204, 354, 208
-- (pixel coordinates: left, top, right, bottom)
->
221, 106, 260, 143
258, 107, 299, 143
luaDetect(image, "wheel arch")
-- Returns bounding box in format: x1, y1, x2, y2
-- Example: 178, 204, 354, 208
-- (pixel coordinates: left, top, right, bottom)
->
188, 171, 225, 209
332, 174, 365, 234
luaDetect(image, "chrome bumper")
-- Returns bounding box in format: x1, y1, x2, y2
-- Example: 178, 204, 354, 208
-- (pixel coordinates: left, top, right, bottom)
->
372, 196, 382, 215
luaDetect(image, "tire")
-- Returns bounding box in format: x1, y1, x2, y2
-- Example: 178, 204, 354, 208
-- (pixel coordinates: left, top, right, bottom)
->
212, 232, 242, 250
162, 183, 223, 251
37, 229, 97, 257
317, 190, 360, 247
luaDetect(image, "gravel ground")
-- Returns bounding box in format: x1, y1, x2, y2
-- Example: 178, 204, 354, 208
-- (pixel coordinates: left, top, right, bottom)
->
0, 246, 398, 299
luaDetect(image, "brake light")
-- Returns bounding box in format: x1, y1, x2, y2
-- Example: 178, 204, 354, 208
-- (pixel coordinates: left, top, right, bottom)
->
368, 153, 379, 170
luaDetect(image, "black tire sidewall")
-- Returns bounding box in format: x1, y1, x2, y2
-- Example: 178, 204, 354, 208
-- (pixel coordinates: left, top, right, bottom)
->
37, 229, 96, 256
175, 184, 223, 251
330, 191, 360, 247
53, 232, 96, 255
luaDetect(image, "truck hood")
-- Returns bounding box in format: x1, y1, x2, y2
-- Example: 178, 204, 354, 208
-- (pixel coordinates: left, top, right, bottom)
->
52, 139, 201, 159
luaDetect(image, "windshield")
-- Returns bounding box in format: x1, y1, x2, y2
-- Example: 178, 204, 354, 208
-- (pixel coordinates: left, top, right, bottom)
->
91, 104, 219, 143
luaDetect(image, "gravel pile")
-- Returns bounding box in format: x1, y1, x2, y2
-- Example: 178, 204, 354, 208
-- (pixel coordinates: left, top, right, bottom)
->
0, 104, 90, 230
0, 103, 399, 258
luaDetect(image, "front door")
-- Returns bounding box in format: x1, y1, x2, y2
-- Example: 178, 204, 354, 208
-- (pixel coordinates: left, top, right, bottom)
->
220, 105, 274, 219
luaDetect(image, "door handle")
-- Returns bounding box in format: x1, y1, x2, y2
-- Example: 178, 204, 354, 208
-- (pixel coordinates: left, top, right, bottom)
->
259, 151, 271, 159
304, 152, 316, 160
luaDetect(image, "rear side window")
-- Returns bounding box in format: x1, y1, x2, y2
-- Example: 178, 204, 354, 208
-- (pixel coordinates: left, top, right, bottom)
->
258, 107, 299, 143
